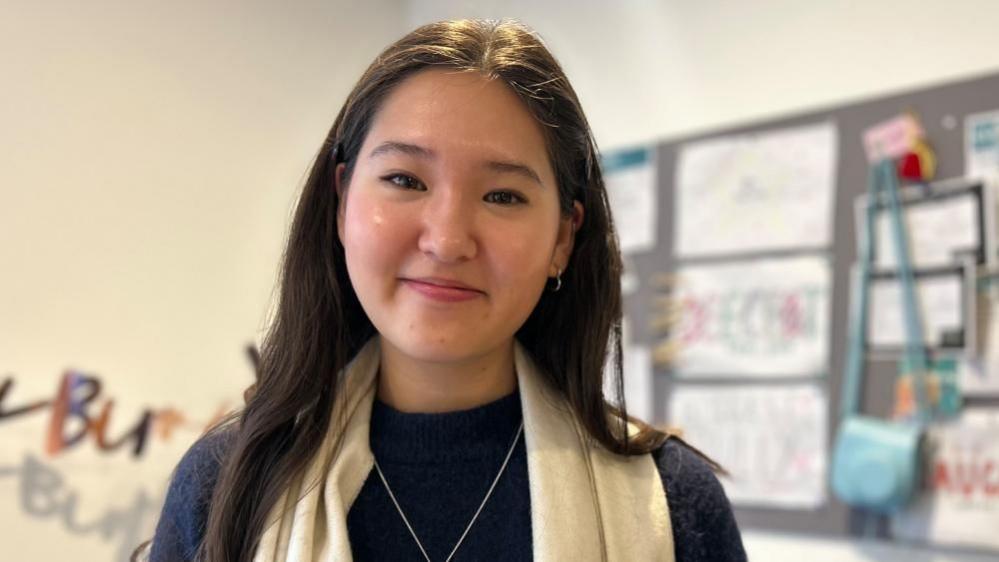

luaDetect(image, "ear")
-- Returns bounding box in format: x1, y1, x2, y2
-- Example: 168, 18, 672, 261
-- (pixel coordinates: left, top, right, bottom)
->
334, 162, 348, 244
551, 201, 584, 276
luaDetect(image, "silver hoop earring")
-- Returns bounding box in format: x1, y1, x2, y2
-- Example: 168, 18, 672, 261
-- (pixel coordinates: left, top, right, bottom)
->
550, 268, 563, 292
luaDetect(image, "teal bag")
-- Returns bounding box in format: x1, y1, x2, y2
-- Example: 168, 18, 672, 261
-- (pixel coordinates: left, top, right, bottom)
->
831, 416, 923, 510
831, 161, 931, 513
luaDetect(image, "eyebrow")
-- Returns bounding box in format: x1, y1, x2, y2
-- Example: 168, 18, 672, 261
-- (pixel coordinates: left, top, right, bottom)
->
369, 141, 434, 160
368, 140, 543, 186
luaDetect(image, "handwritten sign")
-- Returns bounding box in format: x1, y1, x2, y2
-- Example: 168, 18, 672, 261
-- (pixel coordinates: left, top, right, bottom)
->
668, 256, 831, 377
668, 384, 827, 508
893, 410, 999, 551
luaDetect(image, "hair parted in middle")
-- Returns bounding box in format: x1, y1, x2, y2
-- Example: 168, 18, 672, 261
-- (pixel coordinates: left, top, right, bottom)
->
195, 19, 677, 562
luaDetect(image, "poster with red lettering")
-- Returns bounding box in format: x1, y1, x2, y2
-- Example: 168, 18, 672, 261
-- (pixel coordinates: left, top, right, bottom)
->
893, 410, 999, 552
668, 255, 831, 377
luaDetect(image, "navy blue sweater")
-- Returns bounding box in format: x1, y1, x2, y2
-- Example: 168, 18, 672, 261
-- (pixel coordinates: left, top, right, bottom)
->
149, 390, 746, 561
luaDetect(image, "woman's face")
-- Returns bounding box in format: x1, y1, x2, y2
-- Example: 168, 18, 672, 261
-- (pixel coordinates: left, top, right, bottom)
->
337, 68, 580, 366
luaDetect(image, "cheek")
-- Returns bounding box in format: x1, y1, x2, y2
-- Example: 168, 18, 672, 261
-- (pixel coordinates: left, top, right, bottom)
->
344, 201, 383, 246
342, 194, 401, 280
490, 223, 555, 295
504, 237, 545, 273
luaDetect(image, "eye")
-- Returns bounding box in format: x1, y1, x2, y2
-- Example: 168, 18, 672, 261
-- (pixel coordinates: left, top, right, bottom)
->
484, 190, 526, 205
380, 173, 426, 191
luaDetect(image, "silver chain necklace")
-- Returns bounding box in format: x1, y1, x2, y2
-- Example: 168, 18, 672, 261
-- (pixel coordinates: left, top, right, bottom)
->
372, 419, 524, 562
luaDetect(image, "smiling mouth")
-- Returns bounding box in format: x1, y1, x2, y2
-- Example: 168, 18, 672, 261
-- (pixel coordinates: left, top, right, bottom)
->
400, 278, 484, 302
406, 276, 482, 290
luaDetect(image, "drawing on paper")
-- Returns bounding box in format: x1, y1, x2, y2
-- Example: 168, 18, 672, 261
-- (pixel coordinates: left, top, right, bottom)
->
675, 121, 838, 257
668, 384, 827, 508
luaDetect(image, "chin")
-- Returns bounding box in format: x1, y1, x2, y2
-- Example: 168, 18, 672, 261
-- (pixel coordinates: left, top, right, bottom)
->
384, 332, 500, 365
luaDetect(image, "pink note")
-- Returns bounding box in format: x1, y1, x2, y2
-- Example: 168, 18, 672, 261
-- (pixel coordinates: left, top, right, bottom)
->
863, 113, 925, 162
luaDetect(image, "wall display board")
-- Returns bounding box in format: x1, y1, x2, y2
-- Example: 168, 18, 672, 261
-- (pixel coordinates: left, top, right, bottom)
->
622, 71, 999, 546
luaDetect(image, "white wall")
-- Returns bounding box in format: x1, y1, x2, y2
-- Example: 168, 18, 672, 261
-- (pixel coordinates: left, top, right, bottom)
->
0, 2, 405, 560
1, 0, 405, 398
408, 0, 999, 150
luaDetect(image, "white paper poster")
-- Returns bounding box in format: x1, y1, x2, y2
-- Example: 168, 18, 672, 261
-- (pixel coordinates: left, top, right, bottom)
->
604, 318, 654, 422
959, 359, 999, 397
874, 195, 981, 269
892, 410, 999, 552
622, 346, 653, 423
668, 384, 827, 508
669, 256, 831, 377
604, 147, 657, 255
965, 110, 999, 179
867, 267, 971, 353
622, 255, 640, 296
675, 122, 837, 257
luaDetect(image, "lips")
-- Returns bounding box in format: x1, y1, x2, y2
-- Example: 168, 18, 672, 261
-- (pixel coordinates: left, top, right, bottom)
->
401, 277, 484, 302
407, 277, 480, 291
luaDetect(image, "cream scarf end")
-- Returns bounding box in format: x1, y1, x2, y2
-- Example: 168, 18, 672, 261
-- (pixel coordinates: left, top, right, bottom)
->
248, 337, 674, 561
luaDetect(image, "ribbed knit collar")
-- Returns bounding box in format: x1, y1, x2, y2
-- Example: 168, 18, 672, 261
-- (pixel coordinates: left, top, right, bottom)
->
369, 388, 523, 465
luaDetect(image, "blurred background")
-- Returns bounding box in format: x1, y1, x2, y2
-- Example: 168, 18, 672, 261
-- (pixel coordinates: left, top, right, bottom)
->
4, 1, 999, 560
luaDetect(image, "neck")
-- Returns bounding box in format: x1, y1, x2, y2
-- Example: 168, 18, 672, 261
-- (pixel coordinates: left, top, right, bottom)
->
376, 338, 517, 413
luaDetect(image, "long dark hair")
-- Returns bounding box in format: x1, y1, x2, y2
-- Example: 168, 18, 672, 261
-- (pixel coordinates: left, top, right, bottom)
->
145, 19, 681, 562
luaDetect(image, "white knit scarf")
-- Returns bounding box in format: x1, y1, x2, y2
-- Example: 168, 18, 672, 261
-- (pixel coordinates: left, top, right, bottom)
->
227, 337, 672, 561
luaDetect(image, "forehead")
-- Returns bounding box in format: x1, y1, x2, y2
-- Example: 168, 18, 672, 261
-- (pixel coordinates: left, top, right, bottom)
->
362, 69, 554, 181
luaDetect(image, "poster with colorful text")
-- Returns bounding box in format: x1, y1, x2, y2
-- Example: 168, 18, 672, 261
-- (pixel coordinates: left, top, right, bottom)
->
669, 255, 831, 377
892, 410, 999, 552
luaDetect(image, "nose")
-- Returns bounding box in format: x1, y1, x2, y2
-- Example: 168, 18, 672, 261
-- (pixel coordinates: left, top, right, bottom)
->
417, 188, 478, 263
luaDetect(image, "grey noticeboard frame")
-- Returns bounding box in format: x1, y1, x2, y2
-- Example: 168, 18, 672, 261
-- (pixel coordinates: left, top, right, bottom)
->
621, 70, 999, 540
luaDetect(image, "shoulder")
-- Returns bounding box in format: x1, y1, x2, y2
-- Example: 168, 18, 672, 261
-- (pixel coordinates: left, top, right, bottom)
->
170, 425, 237, 491
651, 437, 747, 562
149, 425, 238, 562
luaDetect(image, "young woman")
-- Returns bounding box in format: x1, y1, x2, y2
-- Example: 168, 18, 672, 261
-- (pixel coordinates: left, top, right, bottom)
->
138, 19, 745, 562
